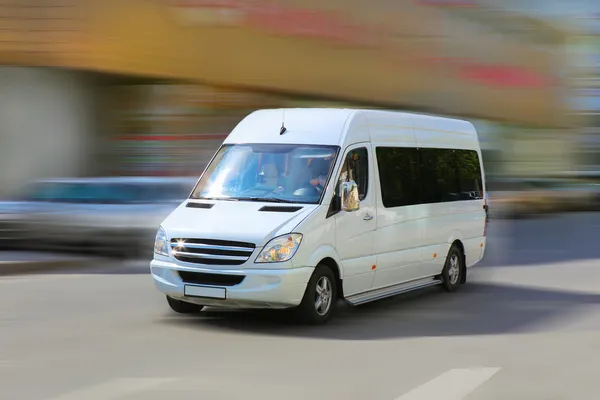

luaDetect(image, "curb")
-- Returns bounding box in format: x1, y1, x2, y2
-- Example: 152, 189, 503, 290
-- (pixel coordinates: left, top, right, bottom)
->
0, 258, 110, 276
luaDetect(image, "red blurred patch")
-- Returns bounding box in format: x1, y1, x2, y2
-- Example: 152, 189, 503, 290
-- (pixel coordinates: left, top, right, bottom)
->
422, 57, 552, 88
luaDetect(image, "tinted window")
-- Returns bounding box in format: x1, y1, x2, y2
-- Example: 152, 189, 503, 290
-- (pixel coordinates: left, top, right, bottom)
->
419, 148, 460, 203
376, 147, 420, 207
376, 147, 483, 208
456, 150, 484, 200
337, 147, 369, 200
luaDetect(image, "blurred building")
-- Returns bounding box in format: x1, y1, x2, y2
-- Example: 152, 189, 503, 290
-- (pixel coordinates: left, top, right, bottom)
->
568, 15, 600, 173
478, 0, 600, 19
469, 0, 600, 178
0, 0, 571, 195
419, 1, 583, 180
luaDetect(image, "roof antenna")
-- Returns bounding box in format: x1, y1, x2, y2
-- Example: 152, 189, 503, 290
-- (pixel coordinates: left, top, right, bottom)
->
280, 110, 287, 135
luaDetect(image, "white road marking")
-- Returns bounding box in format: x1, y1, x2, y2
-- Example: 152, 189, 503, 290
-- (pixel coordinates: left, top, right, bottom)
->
48, 378, 177, 400
395, 367, 501, 400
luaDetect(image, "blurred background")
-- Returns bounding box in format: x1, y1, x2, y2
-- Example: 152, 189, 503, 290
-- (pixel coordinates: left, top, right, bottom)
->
4, 4, 600, 399
1, 0, 599, 256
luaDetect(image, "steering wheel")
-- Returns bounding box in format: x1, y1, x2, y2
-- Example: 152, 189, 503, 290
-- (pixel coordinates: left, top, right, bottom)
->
293, 185, 320, 197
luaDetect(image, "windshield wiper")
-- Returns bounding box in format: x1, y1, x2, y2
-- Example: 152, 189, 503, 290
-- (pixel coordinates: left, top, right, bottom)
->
193, 196, 238, 202
235, 197, 297, 203
262, 198, 298, 204
194, 196, 299, 204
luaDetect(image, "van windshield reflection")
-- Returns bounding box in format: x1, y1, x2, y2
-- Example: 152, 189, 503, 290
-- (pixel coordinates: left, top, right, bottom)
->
190, 144, 339, 204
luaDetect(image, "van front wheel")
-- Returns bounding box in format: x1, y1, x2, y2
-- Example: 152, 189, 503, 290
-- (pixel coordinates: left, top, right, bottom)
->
442, 245, 464, 292
296, 265, 337, 324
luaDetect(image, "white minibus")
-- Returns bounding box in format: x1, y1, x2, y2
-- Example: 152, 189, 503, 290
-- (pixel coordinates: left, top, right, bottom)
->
151, 108, 487, 324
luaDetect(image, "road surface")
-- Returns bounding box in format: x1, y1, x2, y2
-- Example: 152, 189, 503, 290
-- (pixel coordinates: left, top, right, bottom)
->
1, 213, 600, 399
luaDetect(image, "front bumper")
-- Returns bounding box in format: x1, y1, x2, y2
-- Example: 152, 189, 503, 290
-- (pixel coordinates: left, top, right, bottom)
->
150, 259, 314, 309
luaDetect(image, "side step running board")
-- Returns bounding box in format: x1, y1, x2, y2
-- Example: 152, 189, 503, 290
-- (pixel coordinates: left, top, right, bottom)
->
345, 277, 443, 306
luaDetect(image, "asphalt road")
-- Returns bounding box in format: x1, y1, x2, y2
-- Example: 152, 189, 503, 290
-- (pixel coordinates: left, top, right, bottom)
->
2, 213, 600, 399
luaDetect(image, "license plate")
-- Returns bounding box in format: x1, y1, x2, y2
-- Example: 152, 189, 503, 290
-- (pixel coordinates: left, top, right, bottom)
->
184, 285, 226, 299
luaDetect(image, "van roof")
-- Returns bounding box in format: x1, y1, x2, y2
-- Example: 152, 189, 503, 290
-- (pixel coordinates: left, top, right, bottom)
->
224, 108, 354, 146
224, 108, 476, 147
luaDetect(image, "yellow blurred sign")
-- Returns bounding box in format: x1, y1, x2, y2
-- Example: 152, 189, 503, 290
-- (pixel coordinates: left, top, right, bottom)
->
0, 0, 569, 127
162, 0, 383, 46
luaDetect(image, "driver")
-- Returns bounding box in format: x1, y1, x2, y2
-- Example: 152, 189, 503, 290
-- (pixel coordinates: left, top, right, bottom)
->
308, 158, 332, 194
309, 173, 327, 193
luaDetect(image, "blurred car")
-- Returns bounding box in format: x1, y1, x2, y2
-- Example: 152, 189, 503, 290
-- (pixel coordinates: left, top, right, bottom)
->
0, 206, 23, 249
487, 177, 600, 218
0, 177, 197, 257
0, 195, 61, 250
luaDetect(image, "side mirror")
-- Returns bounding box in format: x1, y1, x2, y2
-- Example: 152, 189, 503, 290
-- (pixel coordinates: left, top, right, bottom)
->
341, 180, 360, 212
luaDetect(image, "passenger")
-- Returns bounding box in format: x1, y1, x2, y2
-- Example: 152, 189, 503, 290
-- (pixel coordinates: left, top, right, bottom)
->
259, 163, 279, 187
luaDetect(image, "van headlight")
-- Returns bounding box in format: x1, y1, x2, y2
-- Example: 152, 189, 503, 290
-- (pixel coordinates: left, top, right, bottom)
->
255, 233, 303, 263
154, 226, 169, 257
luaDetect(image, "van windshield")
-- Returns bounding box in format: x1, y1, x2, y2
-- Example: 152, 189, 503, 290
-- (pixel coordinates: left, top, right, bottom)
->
190, 144, 340, 204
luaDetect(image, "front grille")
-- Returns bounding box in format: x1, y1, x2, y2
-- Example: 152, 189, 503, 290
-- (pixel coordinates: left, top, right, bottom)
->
178, 271, 245, 286
171, 238, 255, 265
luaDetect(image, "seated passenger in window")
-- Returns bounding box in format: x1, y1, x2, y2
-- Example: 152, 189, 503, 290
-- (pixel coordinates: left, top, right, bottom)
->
258, 163, 285, 193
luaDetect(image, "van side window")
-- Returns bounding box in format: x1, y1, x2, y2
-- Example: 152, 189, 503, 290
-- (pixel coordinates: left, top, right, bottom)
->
456, 150, 483, 199
376, 147, 483, 208
376, 147, 420, 207
339, 148, 369, 200
419, 148, 460, 203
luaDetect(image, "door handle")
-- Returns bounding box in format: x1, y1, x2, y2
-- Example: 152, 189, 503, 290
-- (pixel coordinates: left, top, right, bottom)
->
363, 214, 373, 221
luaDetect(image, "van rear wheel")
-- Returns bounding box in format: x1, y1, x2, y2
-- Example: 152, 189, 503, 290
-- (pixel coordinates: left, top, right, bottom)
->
166, 296, 204, 314
296, 264, 337, 324
442, 245, 464, 292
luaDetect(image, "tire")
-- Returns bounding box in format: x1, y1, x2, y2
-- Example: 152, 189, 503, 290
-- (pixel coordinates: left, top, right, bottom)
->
166, 296, 204, 314
296, 264, 337, 325
441, 245, 464, 292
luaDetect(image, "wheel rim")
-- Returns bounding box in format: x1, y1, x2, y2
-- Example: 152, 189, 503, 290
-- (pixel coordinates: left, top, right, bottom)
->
448, 254, 460, 285
315, 276, 333, 316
